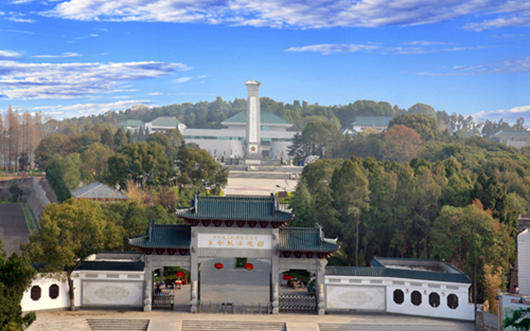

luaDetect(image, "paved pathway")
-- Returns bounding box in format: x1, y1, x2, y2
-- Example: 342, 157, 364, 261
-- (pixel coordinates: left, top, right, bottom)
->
26, 310, 476, 331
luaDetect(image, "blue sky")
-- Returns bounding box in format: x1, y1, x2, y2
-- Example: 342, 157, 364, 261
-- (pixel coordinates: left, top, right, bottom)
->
1, 0, 529, 125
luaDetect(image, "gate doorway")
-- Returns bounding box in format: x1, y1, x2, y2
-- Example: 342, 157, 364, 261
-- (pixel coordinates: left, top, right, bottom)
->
152, 266, 191, 311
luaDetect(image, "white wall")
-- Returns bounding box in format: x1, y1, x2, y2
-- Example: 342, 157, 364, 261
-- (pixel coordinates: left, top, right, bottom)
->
22, 270, 145, 312
325, 275, 474, 321
518, 230, 530, 295
21, 273, 81, 312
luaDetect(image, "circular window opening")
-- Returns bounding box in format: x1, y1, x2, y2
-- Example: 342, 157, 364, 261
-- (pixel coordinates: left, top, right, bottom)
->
30, 286, 41, 301
411, 290, 422, 306
429, 292, 440, 307
393, 289, 404, 304
447, 294, 459, 309
49, 284, 60, 299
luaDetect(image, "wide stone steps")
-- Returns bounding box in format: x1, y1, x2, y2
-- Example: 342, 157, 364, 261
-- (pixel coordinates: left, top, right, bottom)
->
86, 319, 150, 331
318, 323, 474, 331
26, 319, 91, 331
181, 320, 286, 331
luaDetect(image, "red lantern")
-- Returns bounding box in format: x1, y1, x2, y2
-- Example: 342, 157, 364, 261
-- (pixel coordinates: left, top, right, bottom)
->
176, 271, 185, 279
214, 262, 223, 270
244, 263, 254, 271
282, 274, 292, 281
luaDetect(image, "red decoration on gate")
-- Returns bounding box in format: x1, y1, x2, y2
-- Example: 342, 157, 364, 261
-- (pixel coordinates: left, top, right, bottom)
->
244, 263, 254, 271
282, 274, 292, 281
214, 262, 224, 270
176, 271, 185, 279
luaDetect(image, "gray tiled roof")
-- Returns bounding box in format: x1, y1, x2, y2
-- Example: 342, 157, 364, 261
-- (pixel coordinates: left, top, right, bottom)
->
71, 181, 129, 200
326, 257, 471, 284
78, 261, 144, 272
353, 116, 394, 127
492, 130, 530, 138
223, 110, 292, 125
279, 225, 340, 252
176, 194, 294, 222
128, 222, 191, 248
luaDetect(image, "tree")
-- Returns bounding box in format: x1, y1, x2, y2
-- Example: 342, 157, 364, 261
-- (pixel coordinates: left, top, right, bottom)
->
23, 198, 124, 311
407, 103, 436, 118
45, 155, 71, 202
34, 133, 71, 169
176, 146, 228, 194
146, 132, 177, 163
60, 153, 82, 190
101, 128, 114, 149
107, 142, 172, 188
300, 121, 343, 159
382, 125, 422, 162
113, 127, 127, 149
81, 143, 113, 182
5, 106, 20, 171
330, 156, 370, 266
289, 179, 315, 227
388, 113, 440, 141
430, 203, 514, 299
0, 240, 36, 331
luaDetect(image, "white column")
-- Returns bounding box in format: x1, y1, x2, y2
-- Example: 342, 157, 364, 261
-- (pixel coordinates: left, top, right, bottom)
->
245, 80, 261, 158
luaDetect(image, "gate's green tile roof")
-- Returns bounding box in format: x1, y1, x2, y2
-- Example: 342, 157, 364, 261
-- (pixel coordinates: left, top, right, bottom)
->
326, 257, 471, 284
128, 222, 191, 248
279, 225, 339, 252
117, 119, 145, 128
223, 110, 291, 125
71, 181, 129, 200
176, 193, 294, 221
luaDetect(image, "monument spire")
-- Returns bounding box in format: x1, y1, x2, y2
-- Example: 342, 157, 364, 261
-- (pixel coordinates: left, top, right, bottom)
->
245, 79, 261, 159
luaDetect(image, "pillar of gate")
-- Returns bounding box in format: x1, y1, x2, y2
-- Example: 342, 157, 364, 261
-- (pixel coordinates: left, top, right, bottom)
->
190, 227, 199, 313
316, 259, 327, 315
143, 257, 153, 312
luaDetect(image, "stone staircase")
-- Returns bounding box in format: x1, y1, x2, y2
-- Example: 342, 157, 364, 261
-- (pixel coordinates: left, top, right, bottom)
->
86, 319, 150, 330
27, 319, 149, 331
26, 319, 91, 331
318, 322, 475, 331
181, 320, 286, 331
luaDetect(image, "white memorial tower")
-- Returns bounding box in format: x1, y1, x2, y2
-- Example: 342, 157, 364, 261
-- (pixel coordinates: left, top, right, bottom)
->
245, 79, 261, 160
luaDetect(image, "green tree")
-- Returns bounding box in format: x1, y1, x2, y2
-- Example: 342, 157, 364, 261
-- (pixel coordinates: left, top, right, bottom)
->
289, 179, 315, 227
107, 142, 172, 188
330, 156, 370, 266
0, 240, 36, 331
113, 127, 127, 149
101, 128, 114, 149
301, 121, 343, 159
81, 143, 113, 182
430, 203, 514, 298
146, 132, 178, 163
388, 113, 440, 141
176, 146, 228, 195
45, 155, 71, 202
60, 153, 81, 190
23, 199, 124, 311
34, 133, 71, 169
407, 103, 436, 118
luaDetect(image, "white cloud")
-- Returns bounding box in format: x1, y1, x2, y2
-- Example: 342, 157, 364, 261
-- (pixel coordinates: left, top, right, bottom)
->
38, 0, 530, 30
0, 60, 190, 100
32, 100, 152, 119
285, 42, 483, 55
174, 76, 193, 84
147, 92, 164, 95
0, 50, 22, 59
417, 56, 530, 75
473, 105, 530, 124
32, 52, 82, 58
6, 29, 35, 34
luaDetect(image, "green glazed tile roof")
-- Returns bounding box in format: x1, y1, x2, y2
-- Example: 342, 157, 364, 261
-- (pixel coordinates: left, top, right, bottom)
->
128, 222, 191, 248
354, 116, 394, 127
176, 193, 294, 221
279, 225, 340, 252
71, 181, 129, 200
223, 110, 291, 125
326, 257, 471, 284
78, 261, 144, 272
149, 116, 183, 127
492, 130, 530, 138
